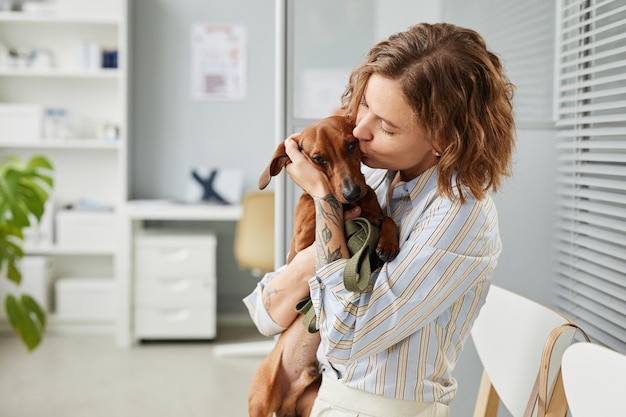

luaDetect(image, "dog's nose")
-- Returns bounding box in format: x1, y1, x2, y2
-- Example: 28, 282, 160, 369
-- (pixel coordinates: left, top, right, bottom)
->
342, 183, 362, 202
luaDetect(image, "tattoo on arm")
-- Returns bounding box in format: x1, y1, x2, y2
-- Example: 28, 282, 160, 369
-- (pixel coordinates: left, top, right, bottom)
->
314, 194, 343, 268
263, 278, 282, 312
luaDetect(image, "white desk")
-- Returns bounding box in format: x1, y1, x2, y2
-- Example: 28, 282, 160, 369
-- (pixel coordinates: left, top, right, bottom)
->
125, 200, 243, 221
116, 201, 242, 347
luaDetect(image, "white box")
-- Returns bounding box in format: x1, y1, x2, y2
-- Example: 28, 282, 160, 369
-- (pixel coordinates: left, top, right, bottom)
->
55, 211, 116, 250
0, 256, 53, 313
55, 277, 116, 320
0, 104, 43, 143
56, 0, 121, 19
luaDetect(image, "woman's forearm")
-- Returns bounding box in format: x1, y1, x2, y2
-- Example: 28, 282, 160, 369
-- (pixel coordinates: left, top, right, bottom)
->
313, 194, 350, 269
262, 202, 360, 328
261, 246, 315, 328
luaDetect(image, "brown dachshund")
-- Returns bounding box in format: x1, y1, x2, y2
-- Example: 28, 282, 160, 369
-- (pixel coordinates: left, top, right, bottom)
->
249, 115, 400, 417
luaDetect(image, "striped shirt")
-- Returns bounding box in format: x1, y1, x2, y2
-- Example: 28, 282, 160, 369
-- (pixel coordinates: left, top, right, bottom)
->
243, 165, 501, 404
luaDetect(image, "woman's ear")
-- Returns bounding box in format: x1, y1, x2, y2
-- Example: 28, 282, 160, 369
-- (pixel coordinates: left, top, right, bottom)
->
431, 137, 442, 157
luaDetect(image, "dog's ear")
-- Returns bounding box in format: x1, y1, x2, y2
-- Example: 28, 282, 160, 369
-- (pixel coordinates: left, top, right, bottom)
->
259, 142, 291, 189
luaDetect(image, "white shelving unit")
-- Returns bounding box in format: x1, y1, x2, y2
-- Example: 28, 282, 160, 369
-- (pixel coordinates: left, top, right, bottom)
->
0, 1, 128, 332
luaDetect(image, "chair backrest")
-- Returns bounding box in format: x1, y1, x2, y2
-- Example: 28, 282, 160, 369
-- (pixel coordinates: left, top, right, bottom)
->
561, 342, 626, 417
471, 285, 574, 417
233, 191, 275, 275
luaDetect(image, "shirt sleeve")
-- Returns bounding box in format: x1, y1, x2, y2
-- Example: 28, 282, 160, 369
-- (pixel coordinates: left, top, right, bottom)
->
242, 267, 287, 337
308, 193, 501, 364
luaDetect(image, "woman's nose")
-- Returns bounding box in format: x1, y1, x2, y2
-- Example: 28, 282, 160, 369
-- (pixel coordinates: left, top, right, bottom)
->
353, 118, 372, 141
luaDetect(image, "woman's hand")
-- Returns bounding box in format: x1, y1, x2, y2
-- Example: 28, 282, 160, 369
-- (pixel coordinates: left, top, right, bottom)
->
344, 205, 361, 220
284, 137, 330, 199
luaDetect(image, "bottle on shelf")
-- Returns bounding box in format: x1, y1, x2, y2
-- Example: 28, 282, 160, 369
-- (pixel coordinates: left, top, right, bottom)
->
43, 108, 70, 140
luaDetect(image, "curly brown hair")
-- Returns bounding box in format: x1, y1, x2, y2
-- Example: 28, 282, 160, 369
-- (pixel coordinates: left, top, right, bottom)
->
342, 23, 515, 201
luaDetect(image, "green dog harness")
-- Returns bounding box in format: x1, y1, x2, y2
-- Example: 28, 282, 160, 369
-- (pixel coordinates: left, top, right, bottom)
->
296, 217, 381, 333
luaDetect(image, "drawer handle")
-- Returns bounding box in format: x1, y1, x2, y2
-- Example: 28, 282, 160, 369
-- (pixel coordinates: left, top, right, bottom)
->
159, 247, 190, 262
160, 308, 190, 322
159, 277, 191, 292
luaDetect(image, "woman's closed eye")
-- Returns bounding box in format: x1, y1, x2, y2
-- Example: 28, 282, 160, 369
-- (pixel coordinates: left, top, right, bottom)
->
378, 122, 394, 136
361, 94, 395, 135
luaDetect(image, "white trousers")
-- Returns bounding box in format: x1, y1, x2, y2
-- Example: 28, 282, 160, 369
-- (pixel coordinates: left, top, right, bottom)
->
310, 375, 450, 417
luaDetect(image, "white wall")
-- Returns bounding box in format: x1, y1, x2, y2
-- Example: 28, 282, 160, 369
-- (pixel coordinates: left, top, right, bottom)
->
130, 0, 276, 200
130, 0, 277, 315
374, 0, 443, 39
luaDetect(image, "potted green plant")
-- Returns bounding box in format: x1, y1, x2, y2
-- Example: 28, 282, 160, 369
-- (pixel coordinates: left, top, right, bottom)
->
0, 154, 53, 351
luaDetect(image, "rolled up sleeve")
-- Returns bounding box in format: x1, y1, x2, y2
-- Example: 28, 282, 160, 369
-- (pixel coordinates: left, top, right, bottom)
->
242, 269, 287, 337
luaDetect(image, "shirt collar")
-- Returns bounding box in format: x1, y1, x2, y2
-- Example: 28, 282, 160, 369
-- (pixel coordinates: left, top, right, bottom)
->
390, 165, 439, 203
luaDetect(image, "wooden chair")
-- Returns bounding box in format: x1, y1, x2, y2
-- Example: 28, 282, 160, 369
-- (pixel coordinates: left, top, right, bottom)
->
561, 342, 626, 417
213, 191, 276, 357
233, 191, 276, 276
471, 285, 577, 417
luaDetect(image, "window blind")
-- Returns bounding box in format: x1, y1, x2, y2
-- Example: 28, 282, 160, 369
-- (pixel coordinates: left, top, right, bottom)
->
554, 0, 626, 353
442, 0, 556, 126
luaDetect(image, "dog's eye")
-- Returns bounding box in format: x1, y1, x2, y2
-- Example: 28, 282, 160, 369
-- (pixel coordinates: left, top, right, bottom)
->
346, 140, 358, 153
312, 155, 327, 166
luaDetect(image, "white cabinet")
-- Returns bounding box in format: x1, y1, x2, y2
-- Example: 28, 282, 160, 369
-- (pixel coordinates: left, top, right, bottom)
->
133, 232, 217, 340
0, 1, 128, 330
117, 202, 242, 347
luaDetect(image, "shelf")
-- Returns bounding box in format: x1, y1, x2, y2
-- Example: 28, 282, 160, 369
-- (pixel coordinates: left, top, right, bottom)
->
48, 314, 115, 324
0, 68, 120, 79
0, 140, 121, 150
0, 0, 129, 341
0, 316, 114, 333
0, 11, 120, 25
23, 244, 115, 256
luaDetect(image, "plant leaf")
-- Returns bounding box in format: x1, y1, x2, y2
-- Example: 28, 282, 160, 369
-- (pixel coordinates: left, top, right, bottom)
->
0, 224, 22, 270
5, 294, 24, 330
26, 155, 54, 171
1, 155, 53, 351
22, 294, 46, 330
18, 184, 46, 221
4, 294, 45, 351
9, 204, 31, 229
7, 259, 22, 285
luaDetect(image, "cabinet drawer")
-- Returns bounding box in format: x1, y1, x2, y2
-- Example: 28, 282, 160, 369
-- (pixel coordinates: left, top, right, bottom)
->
135, 274, 215, 305
135, 234, 216, 275
134, 306, 216, 339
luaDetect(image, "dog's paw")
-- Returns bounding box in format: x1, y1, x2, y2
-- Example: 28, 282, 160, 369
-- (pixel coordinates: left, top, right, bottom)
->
376, 242, 400, 262
376, 216, 400, 262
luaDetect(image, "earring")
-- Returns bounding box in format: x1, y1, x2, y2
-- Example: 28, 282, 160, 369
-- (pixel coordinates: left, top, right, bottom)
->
434, 150, 441, 157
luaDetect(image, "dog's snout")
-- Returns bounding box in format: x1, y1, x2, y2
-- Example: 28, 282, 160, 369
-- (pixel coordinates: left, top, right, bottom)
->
342, 183, 362, 202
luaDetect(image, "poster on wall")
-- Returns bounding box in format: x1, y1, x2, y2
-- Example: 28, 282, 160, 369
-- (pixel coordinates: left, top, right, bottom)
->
191, 24, 247, 101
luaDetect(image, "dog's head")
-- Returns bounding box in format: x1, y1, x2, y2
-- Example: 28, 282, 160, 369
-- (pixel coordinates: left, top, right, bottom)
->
259, 115, 367, 204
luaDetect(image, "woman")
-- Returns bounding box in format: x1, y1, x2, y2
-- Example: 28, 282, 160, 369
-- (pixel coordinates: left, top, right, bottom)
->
245, 22, 515, 417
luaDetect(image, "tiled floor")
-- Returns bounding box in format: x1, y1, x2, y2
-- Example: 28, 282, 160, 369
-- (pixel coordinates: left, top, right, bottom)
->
0, 325, 269, 417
